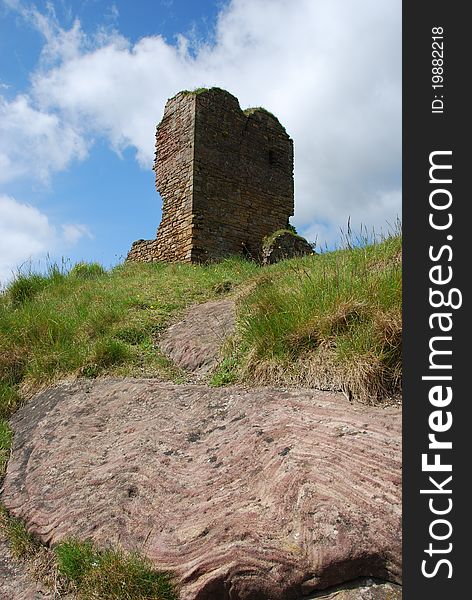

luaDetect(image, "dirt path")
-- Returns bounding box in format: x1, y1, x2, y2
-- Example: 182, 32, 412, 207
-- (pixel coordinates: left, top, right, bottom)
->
158, 299, 235, 377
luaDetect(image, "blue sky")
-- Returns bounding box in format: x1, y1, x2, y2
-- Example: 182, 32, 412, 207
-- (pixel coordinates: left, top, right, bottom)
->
0, 0, 401, 285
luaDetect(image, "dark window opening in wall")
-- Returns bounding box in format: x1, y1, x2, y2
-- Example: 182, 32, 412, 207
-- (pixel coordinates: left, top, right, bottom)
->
268, 150, 276, 165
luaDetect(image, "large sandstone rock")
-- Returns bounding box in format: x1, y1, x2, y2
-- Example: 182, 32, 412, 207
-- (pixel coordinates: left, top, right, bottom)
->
2, 379, 401, 599
262, 230, 314, 265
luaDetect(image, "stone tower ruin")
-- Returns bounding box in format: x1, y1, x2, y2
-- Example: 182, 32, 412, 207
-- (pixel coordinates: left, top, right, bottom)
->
127, 87, 294, 263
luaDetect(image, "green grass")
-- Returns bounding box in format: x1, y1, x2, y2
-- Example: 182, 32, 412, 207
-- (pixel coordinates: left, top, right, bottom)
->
181, 86, 210, 95
0, 505, 62, 589
7, 273, 49, 306
69, 261, 107, 279
180, 86, 230, 97
55, 540, 177, 600
0, 381, 20, 418
0, 420, 12, 475
0, 506, 178, 599
209, 353, 239, 387
0, 504, 41, 559
0, 238, 401, 407
0, 382, 18, 476
212, 234, 402, 403
0, 257, 258, 399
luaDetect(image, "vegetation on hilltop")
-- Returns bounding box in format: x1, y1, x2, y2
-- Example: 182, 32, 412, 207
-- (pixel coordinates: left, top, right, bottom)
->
262, 227, 310, 248
243, 106, 278, 120
0, 258, 258, 402
213, 234, 402, 403
180, 86, 210, 95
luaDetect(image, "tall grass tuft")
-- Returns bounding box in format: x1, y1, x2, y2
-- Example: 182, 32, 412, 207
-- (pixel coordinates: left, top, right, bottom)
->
55, 540, 178, 600
0, 507, 178, 599
69, 262, 107, 279
213, 233, 402, 403
0, 420, 12, 475
7, 274, 49, 306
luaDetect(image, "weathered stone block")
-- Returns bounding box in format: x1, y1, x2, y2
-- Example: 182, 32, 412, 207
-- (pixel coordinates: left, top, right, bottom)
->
262, 229, 314, 265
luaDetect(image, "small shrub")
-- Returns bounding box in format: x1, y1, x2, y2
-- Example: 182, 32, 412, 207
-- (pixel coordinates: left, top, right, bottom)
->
0, 419, 12, 475
92, 338, 130, 369
210, 355, 239, 387
0, 382, 21, 418
69, 262, 106, 279
7, 274, 48, 305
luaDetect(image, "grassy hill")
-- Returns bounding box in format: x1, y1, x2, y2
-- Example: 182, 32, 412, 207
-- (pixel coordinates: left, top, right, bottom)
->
1, 234, 401, 473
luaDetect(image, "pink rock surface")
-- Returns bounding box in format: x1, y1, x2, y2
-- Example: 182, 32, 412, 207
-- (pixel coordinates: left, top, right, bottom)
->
159, 299, 235, 375
2, 379, 401, 599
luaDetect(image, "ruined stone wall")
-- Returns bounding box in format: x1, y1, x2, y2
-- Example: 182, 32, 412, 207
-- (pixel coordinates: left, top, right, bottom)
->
127, 92, 196, 263
127, 88, 294, 263
126, 238, 160, 262
153, 92, 196, 262
192, 89, 293, 261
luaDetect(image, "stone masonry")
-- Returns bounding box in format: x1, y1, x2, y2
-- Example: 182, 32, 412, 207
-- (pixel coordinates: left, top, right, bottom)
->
127, 88, 294, 263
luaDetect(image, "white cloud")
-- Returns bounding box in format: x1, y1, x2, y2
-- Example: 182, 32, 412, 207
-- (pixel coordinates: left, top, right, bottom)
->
3, 0, 401, 244
0, 194, 92, 286
0, 194, 54, 284
0, 94, 87, 184
61, 223, 93, 244
301, 188, 402, 249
